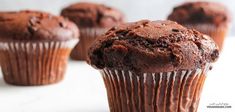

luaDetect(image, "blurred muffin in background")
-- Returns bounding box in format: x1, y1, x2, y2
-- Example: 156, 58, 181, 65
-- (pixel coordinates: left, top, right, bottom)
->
0, 10, 79, 86
61, 2, 124, 60
168, 1, 231, 51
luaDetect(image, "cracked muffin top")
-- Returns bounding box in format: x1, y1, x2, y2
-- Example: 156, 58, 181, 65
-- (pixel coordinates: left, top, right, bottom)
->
0, 10, 79, 41
168, 1, 231, 26
88, 20, 219, 73
61, 2, 124, 28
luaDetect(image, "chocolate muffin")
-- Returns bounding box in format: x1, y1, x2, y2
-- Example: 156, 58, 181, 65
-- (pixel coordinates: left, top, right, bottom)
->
0, 10, 79, 85
168, 1, 231, 51
88, 20, 219, 112
61, 2, 124, 60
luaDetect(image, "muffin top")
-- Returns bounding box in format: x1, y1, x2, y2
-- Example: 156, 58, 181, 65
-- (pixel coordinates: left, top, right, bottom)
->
61, 2, 124, 28
0, 10, 79, 41
168, 2, 231, 26
88, 20, 219, 73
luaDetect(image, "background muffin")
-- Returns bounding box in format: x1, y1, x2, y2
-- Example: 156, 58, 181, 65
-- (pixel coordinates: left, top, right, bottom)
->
0, 10, 79, 86
61, 2, 124, 60
88, 20, 219, 112
168, 1, 231, 51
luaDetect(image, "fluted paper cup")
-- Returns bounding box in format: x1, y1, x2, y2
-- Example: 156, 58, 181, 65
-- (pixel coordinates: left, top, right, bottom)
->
0, 39, 78, 86
70, 28, 107, 60
185, 23, 229, 51
100, 64, 211, 112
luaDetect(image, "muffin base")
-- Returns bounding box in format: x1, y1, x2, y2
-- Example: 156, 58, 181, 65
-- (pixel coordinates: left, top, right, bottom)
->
70, 28, 107, 60
0, 40, 78, 86
100, 65, 211, 112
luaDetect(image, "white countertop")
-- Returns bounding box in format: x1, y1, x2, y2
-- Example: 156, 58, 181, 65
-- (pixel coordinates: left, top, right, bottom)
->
0, 38, 234, 112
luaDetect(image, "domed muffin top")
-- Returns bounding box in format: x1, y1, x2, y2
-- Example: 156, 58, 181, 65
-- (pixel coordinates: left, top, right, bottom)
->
61, 2, 124, 28
0, 10, 79, 41
168, 2, 231, 26
88, 20, 219, 73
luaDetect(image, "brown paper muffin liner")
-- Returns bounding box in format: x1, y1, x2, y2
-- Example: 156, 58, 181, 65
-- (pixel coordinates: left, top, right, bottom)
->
70, 28, 107, 60
100, 64, 211, 112
185, 24, 229, 51
0, 39, 78, 86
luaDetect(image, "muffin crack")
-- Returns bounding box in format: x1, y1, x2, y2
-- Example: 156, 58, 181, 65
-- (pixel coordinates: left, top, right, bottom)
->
88, 20, 219, 72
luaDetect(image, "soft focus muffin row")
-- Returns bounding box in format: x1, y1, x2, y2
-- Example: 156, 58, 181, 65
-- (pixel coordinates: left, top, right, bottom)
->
0, 1, 230, 112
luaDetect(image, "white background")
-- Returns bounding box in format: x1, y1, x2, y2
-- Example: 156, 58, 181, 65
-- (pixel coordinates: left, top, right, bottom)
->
0, 0, 234, 112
